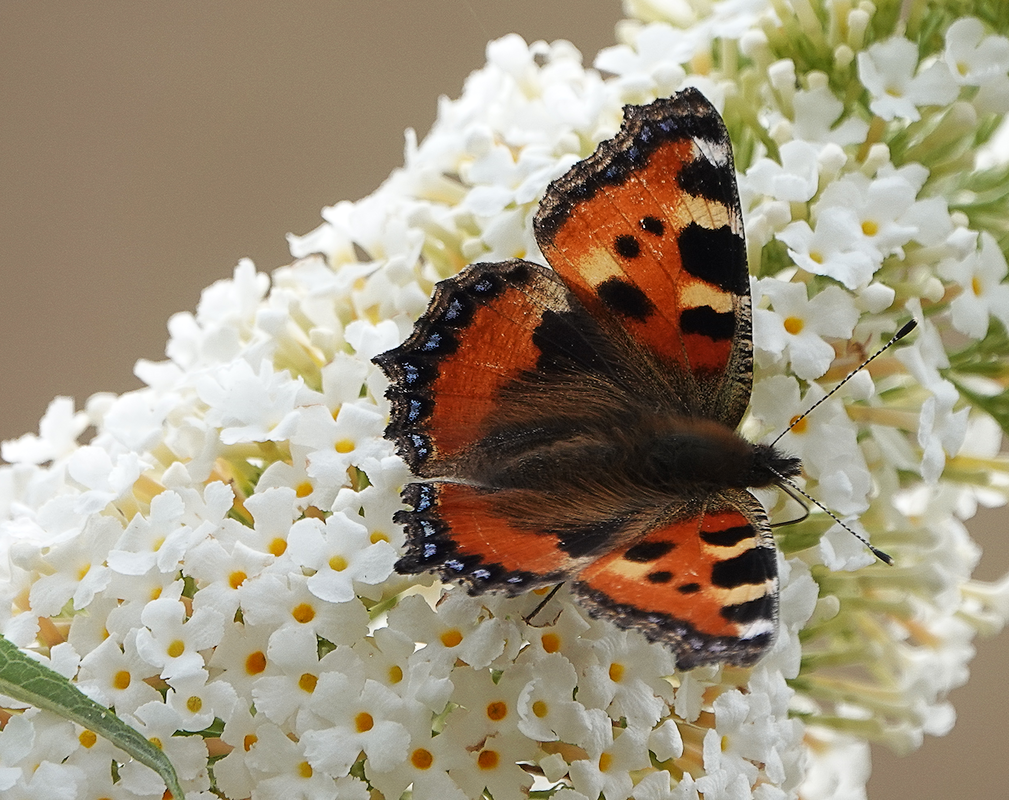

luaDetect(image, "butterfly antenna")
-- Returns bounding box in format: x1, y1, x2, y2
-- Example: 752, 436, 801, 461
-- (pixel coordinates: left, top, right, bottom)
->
768, 467, 894, 565
769, 319, 918, 449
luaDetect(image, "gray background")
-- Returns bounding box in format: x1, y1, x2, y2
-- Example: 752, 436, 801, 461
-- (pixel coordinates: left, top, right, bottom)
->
1, 4, 1005, 796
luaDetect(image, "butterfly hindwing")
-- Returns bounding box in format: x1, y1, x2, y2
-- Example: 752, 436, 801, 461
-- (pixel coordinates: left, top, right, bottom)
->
534, 88, 752, 427
573, 491, 777, 668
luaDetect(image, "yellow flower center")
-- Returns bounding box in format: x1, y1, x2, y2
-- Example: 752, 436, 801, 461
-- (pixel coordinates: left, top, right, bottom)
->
329, 555, 349, 572
411, 748, 434, 769
298, 673, 318, 693
440, 628, 463, 648
486, 700, 508, 721
246, 651, 267, 675
783, 316, 804, 335
292, 603, 315, 623
355, 712, 374, 732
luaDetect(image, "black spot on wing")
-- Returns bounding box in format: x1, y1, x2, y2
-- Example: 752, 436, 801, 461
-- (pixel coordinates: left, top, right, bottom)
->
639, 216, 664, 236
677, 582, 701, 594
624, 540, 675, 562
680, 306, 736, 341
678, 223, 746, 294
614, 234, 641, 259
647, 570, 673, 584
677, 155, 734, 204
720, 593, 775, 624
700, 524, 754, 548
596, 277, 653, 321
710, 547, 775, 588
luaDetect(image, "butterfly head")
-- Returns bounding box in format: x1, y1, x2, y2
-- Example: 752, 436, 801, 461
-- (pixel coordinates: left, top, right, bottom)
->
749, 443, 801, 489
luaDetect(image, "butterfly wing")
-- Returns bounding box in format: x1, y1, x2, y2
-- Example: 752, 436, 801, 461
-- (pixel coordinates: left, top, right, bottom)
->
534, 88, 752, 427
573, 490, 777, 668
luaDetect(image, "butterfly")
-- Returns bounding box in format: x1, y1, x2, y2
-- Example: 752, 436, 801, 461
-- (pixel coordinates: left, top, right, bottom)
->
373, 88, 802, 669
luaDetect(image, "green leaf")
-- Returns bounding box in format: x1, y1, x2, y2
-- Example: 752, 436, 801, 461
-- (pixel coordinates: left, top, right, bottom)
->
0, 634, 185, 800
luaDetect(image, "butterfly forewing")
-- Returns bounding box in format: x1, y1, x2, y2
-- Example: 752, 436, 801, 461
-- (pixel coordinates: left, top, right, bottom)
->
534, 88, 753, 427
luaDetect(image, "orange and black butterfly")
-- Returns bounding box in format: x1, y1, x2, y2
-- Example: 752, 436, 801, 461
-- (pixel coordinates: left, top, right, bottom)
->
373, 88, 800, 669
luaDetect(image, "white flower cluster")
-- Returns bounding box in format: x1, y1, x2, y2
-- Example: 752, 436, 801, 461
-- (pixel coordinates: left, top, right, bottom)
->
2, 2, 1009, 799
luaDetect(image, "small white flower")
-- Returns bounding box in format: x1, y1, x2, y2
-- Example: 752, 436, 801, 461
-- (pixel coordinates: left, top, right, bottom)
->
117, 701, 210, 795
1, 397, 88, 465
753, 279, 859, 380
240, 573, 370, 645
576, 629, 675, 728
792, 84, 870, 145
245, 723, 352, 800
107, 490, 199, 576
515, 651, 592, 743
286, 511, 397, 603
858, 36, 959, 121
134, 597, 224, 681
944, 17, 1009, 112
300, 647, 413, 776
165, 672, 238, 732
77, 632, 162, 714
364, 720, 470, 800
387, 592, 519, 671
294, 401, 389, 487
939, 231, 1009, 338
568, 722, 650, 800
778, 209, 878, 289
744, 140, 822, 203
816, 170, 921, 258
196, 359, 305, 445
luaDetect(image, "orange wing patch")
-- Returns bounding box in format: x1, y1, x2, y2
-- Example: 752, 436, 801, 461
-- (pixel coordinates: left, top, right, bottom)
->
573, 495, 777, 668
394, 482, 572, 594
374, 260, 575, 476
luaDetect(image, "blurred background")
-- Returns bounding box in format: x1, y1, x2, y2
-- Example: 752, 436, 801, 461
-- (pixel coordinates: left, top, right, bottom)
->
1, 3, 1005, 796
